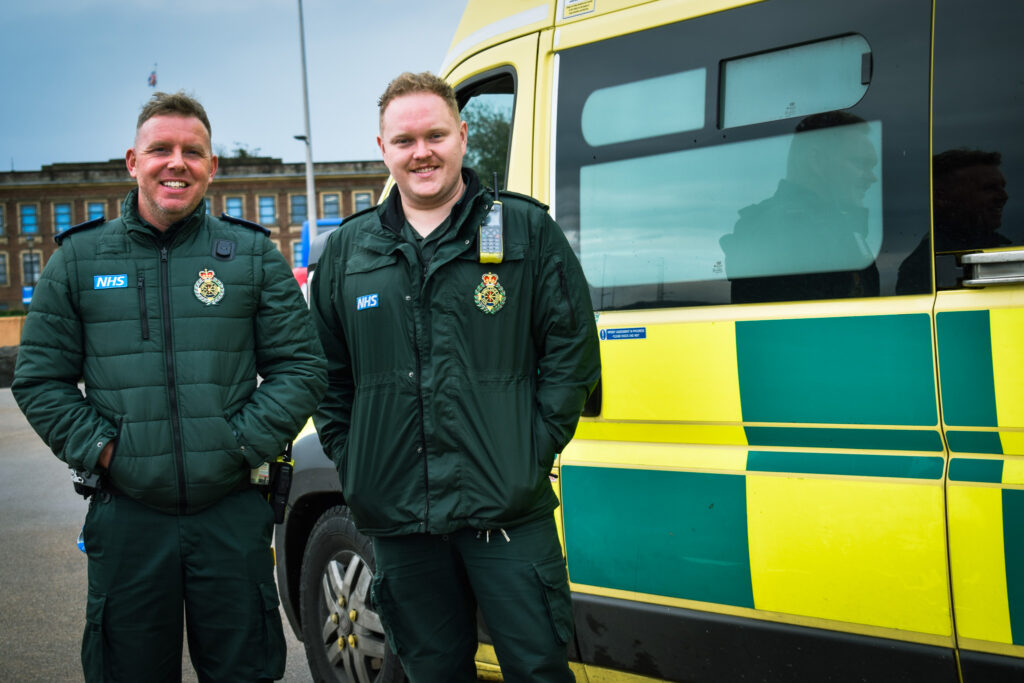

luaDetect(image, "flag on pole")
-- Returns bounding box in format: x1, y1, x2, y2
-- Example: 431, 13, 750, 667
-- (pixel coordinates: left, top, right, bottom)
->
148, 66, 157, 87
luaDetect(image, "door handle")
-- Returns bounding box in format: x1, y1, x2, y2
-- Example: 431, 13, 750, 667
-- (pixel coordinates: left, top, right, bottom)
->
961, 249, 1024, 287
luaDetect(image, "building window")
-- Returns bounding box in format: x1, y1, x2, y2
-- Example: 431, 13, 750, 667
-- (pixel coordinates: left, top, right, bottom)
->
87, 201, 105, 221
22, 252, 42, 285
20, 204, 39, 234
290, 195, 308, 224
259, 196, 277, 225
322, 193, 340, 219
0, 254, 8, 286
204, 198, 211, 214
292, 241, 304, 268
0, 206, 5, 236
225, 196, 243, 218
54, 203, 72, 232
354, 192, 372, 212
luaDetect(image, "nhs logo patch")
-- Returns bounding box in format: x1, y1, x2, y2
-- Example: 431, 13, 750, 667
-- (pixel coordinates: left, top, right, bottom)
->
94, 274, 128, 289
356, 293, 379, 311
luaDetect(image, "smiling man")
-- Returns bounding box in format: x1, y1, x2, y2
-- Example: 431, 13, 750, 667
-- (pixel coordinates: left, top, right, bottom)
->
13, 91, 326, 682
311, 72, 600, 682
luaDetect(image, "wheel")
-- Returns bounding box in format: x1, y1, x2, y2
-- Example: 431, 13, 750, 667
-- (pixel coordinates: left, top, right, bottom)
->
299, 505, 405, 683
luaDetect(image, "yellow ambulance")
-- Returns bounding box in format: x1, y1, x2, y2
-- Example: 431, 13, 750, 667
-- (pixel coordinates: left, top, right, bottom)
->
278, 1, 1024, 681
442, 0, 1024, 680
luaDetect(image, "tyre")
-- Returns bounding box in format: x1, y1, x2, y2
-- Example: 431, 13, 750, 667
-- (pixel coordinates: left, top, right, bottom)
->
299, 505, 405, 683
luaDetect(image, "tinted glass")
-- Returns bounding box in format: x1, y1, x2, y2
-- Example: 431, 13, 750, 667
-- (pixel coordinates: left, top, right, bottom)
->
932, 0, 1023, 249
722, 34, 870, 128
583, 68, 705, 146
555, 0, 931, 309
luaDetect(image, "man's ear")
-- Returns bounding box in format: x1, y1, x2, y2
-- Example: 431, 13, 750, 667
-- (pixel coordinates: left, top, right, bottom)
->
126, 148, 137, 178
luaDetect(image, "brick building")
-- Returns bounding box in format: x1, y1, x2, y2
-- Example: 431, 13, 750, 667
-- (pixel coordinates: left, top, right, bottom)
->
0, 156, 388, 311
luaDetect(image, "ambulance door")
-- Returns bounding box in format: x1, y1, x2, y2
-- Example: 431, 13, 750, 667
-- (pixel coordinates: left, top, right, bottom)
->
931, 2, 1024, 680
551, 0, 957, 680
447, 32, 540, 196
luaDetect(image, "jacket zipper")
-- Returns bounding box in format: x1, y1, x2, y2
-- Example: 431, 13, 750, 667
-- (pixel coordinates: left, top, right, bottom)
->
137, 274, 150, 340
159, 246, 188, 513
412, 270, 430, 531
556, 261, 578, 329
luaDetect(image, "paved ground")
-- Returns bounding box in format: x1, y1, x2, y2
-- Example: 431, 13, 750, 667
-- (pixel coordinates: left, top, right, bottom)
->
0, 387, 312, 682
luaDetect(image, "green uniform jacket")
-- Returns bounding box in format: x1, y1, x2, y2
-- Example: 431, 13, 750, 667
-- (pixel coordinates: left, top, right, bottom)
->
13, 191, 327, 515
311, 171, 600, 536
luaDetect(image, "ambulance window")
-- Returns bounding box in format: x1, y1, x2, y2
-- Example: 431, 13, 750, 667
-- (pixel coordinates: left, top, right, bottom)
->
458, 72, 515, 191
721, 34, 871, 129
554, 0, 931, 309
906, 0, 1024, 291
582, 68, 705, 146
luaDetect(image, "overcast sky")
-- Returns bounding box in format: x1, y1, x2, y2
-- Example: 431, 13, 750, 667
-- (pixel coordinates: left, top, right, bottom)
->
1, 0, 468, 171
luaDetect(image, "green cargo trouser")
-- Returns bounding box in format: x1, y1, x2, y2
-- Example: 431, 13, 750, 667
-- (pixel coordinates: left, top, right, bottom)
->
371, 514, 575, 683
80, 488, 285, 682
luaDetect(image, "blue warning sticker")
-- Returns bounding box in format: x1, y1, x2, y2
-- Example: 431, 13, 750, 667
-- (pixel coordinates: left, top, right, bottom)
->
599, 327, 647, 341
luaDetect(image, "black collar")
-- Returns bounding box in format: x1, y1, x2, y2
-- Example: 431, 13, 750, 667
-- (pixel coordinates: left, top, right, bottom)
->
381, 168, 481, 235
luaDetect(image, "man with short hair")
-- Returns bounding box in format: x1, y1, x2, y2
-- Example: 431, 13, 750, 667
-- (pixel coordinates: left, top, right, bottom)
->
311, 71, 600, 682
14, 90, 326, 682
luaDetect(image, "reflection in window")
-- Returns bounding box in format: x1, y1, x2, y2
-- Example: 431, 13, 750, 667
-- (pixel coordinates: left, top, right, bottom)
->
225, 197, 243, 219
580, 117, 882, 300
88, 201, 105, 221
583, 69, 705, 146
460, 74, 514, 189
259, 196, 276, 225
323, 193, 340, 219
722, 35, 871, 128
55, 203, 71, 231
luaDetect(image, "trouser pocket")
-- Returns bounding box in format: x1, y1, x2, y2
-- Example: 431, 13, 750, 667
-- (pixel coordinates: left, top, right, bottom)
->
533, 556, 574, 644
81, 591, 107, 683
257, 582, 286, 679
370, 571, 403, 656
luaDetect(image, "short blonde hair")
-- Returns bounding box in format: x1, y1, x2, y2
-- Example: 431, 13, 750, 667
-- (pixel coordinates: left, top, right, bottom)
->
378, 72, 460, 129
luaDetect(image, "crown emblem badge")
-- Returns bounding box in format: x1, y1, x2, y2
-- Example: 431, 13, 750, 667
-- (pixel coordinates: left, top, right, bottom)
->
194, 268, 225, 306
474, 271, 506, 314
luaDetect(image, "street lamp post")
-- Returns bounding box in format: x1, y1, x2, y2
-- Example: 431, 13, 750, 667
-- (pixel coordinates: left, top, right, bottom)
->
296, 0, 318, 240
24, 234, 37, 308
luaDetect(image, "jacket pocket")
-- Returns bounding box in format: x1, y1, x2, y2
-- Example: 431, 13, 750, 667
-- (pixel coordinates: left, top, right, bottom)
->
82, 591, 107, 682
256, 582, 286, 679
555, 260, 578, 330
370, 571, 403, 656
533, 556, 574, 644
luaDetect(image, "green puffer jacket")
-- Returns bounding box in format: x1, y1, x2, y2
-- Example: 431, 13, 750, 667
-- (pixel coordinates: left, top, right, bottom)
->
14, 191, 327, 515
312, 170, 600, 536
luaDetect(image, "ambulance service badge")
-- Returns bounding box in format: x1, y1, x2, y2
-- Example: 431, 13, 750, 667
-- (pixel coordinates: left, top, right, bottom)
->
474, 272, 506, 314
194, 268, 225, 306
